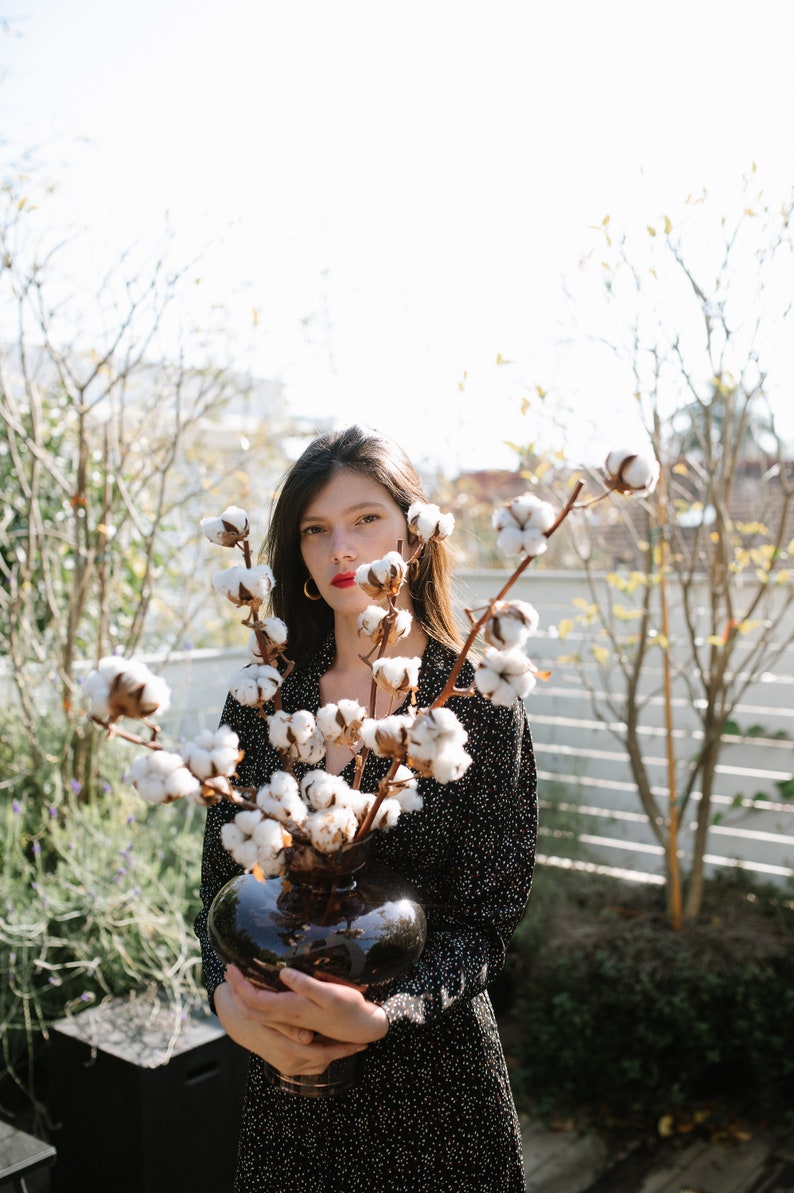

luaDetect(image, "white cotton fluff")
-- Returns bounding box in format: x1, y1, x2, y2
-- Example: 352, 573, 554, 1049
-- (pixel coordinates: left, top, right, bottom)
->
390, 765, 424, 813
409, 707, 468, 757
182, 725, 240, 780
127, 751, 201, 804
221, 810, 290, 873
247, 619, 288, 662
84, 656, 172, 721
408, 708, 472, 784
604, 449, 660, 496
200, 506, 250, 546
315, 699, 368, 745
300, 770, 354, 811
212, 563, 275, 607
427, 746, 473, 784
266, 710, 326, 764
371, 655, 421, 697
255, 771, 307, 826
475, 648, 538, 706
228, 663, 282, 707
355, 552, 407, 599
357, 606, 413, 645
360, 712, 416, 757
406, 501, 455, 542
304, 806, 358, 851
370, 797, 402, 831
484, 600, 541, 649
492, 495, 555, 559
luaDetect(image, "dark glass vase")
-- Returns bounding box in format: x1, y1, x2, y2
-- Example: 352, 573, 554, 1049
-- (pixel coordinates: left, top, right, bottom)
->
207, 836, 426, 1097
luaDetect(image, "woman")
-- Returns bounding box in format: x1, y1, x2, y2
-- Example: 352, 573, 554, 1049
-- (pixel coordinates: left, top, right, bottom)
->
195, 425, 537, 1192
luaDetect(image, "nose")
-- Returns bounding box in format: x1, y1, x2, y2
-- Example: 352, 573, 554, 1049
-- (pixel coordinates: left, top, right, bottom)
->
330, 528, 355, 563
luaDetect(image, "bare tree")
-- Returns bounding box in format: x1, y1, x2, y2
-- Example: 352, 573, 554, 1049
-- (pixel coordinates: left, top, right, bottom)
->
0, 174, 287, 795
553, 175, 794, 923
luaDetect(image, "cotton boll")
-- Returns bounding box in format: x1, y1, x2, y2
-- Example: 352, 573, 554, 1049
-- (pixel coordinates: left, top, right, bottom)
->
355, 552, 407, 599
200, 505, 250, 546
371, 656, 421, 697
604, 449, 660, 496
475, 648, 538, 706
315, 699, 367, 745
127, 750, 198, 804
391, 766, 423, 812
300, 771, 353, 810
305, 806, 358, 851
484, 600, 541, 649
370, 798, 401, 831
84, 656, 172, 721
406, 501, 455, 542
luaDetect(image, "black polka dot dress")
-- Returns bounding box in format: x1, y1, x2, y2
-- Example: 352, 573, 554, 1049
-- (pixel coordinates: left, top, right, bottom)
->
195, 637, 537, 1192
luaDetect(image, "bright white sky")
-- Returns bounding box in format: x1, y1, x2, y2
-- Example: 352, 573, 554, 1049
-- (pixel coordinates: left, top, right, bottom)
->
2, 0, 793, 474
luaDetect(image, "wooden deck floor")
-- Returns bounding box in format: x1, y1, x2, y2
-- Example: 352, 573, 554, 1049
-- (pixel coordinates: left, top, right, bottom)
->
522, 1119, 794, 1193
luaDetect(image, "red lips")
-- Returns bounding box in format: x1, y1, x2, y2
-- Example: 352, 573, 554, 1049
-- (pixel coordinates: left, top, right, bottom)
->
331, 572, 357, 589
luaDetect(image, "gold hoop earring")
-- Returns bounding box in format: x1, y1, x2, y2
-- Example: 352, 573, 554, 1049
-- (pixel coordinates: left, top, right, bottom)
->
303, 577, 322, 601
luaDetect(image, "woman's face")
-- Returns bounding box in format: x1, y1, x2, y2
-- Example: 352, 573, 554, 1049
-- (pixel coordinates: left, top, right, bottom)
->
299, 469, 410, 614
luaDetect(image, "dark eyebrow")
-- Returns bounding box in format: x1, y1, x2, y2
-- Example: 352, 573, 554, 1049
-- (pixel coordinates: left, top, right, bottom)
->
299, 500, 389, 525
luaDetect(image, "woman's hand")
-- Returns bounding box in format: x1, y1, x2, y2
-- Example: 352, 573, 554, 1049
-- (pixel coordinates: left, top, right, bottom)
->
275, 966, 390, 1044
214, 965, 388, 1075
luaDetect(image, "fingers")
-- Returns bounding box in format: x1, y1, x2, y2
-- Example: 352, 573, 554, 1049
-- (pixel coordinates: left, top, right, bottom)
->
269, 1022, 315, 1045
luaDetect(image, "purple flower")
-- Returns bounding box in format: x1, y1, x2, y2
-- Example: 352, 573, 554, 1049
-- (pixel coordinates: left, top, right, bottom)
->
102, 782, 112, 794
80, 992, 91, 1002
12, 800, 21, 815
32, 842, 41, 856
69, 778, 82, 794
49, 806, 58, 819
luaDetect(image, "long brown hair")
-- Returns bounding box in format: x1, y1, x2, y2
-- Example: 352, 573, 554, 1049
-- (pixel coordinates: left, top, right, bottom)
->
262, 425, 461, 664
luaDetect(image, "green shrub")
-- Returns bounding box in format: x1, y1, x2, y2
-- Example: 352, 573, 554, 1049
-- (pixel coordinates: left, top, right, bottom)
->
505, 866, 794, 1127
0, 733, 205, 1114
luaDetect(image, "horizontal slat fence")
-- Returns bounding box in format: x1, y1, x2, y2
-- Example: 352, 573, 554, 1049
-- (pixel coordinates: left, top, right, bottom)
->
458, 570, 794, 886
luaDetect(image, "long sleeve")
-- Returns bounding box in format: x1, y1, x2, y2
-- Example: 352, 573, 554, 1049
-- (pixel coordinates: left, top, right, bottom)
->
372, 691, 537, 1031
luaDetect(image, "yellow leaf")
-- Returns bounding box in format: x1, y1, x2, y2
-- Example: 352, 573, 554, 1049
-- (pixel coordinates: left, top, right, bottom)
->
664, 214, 672, 234
736, 620, 762, 635
658, 1114, 675, 1138
775, 569, 791, 583
612, 604, 644, 621
496, 352, 513, 366
536, 384, 548, 399
672, 462, 688, 475
709, 532, 720, 543
737, 521, 769, 536
647, 225, 657, 237
592, 644, 610, 665
706, 635, 724, 646
557, 618, 574, 640
520, 397, 531, 415
602, 214, 610, 226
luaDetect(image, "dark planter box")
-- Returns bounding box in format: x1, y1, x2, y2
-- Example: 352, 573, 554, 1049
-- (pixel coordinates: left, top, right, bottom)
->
47, 996, 248, 1193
